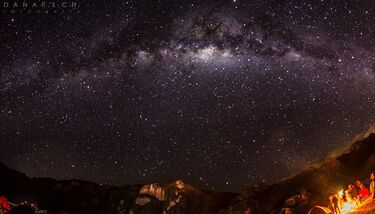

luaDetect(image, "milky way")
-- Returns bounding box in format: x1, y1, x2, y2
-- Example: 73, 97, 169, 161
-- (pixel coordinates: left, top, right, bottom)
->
1, 0, 375, 191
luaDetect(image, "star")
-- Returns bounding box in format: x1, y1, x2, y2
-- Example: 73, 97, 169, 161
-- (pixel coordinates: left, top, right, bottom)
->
0, 0, 374, 192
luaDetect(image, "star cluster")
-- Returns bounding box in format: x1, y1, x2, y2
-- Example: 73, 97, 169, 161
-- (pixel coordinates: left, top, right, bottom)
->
0, 0, 375, 191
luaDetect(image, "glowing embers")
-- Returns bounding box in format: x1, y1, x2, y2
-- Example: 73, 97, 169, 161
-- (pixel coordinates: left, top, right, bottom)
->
337, 189, 357, 214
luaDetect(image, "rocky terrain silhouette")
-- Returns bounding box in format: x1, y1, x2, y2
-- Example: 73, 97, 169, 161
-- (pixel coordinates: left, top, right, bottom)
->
1, 123, 375, 214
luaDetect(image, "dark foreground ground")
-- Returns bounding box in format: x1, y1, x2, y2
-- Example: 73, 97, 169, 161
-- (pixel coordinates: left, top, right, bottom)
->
1, 123, 375, 214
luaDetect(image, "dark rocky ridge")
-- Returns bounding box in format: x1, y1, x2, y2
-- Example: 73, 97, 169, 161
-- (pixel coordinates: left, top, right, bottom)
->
0, 162, 236, 213
1, 123, 375, 214
224, 123, 375, 213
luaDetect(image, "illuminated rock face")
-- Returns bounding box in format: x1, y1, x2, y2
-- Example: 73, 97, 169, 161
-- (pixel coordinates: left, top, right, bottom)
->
138, 183, 166, 201
133, 180, 185, 211
0, 164, 235, 214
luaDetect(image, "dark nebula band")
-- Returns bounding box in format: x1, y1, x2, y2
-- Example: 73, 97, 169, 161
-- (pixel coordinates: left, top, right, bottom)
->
0, 0, 374, 191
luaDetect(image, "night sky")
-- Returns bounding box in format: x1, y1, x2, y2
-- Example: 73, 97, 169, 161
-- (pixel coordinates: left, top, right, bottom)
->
0, 0, 375, 192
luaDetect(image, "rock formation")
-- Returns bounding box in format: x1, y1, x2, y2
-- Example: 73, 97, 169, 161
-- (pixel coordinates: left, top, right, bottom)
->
1, 123, 375, 213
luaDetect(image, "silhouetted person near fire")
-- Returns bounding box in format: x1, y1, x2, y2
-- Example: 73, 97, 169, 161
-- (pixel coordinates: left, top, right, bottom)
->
348, 184, 359, 205
355, 180, 362, 188
358, 182, 370, 203
330, 194, 341, 214
370, 172, 375, 198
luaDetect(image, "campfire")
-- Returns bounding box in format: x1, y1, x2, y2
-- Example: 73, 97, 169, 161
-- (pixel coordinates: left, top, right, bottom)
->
338, 190, 357, 214
309, 173, 375, 214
